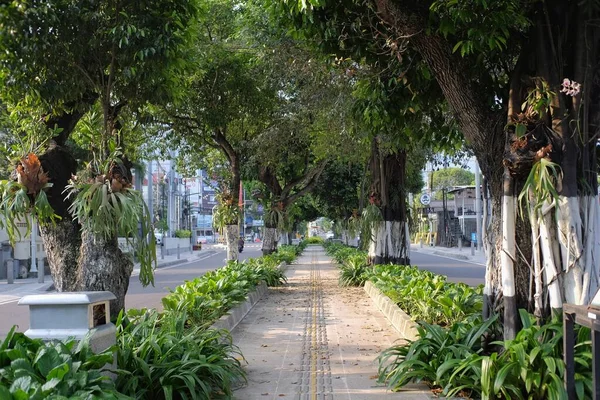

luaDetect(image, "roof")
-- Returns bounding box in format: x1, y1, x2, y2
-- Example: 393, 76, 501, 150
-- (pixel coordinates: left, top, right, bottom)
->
446, 185, 476, 194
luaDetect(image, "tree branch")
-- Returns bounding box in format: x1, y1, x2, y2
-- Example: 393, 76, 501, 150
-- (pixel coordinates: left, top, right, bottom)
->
258, 165, 283, 197
284, 160, 328, 206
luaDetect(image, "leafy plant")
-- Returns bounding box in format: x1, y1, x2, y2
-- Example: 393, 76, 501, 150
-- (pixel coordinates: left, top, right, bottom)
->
115, 310, 245, 399
264, 206, 286, 231
65, 156, 156, 286
378, 315, 498, 397
161, 249, 295, 326
518, 157, 561, 219
338, 253, 369, 286
174, 229, 191, 238
241, 257, 288, 287
451, 310, 583, 400
379, 310, 593, 400
212, 191, 240, 230
0, 153, 59, 244
359, 203, 382, 248
326, 245, 365, 265
0, 326, 129, 399
304, 236, 324, 244
370, 264, 483, 326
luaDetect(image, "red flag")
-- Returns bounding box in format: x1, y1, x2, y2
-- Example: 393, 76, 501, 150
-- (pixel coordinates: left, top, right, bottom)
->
238, 180, 243, 207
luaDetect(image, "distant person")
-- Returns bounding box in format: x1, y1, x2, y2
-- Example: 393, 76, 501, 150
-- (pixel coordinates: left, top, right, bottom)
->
238, 237, 244, 253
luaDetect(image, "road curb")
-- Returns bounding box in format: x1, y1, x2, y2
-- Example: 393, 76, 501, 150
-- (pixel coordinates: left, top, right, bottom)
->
431, 250, 469, 260
210, 261, 288, 332
157, 258, 189, 268
364, 280, 418, 341
211, 281, 269, 331
412, 246, 473, 261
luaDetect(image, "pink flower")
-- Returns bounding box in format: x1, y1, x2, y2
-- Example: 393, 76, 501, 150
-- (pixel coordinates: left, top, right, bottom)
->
561, 78, 581, 96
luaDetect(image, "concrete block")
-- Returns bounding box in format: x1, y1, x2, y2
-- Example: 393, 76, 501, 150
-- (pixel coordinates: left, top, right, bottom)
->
19, 291, 117, 372
210, 282, 268, 332
363, 282, 419, 341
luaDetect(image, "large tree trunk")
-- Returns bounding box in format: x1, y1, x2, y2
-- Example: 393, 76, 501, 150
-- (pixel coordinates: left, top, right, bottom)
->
369, 221, 410, 265
262, 226, 278, 255
224, 224, 239, 261
40, 220, 81, 291
367, 139, 410, 265
373, 1, 511, 310
279, 230, 289, 245
371, 0, 600, 331
39, 144, 81, 291
78, 231, 133, 319
36, 116, 140, 318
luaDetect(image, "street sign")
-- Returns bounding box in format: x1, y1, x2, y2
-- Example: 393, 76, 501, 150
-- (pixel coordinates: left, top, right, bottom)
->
420, 193, 431, 205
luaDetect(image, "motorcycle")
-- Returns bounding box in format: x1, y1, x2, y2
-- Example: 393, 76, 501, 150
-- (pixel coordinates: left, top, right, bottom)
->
238, 239, 244, 253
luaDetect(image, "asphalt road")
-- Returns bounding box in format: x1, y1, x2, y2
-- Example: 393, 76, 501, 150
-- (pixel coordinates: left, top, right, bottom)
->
0, 247, 262, 338
0, 248, 484, 338
410, 251, 485, 286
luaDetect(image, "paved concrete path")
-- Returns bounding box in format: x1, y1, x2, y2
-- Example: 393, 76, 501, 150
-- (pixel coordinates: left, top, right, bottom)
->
232, 246, 432, 400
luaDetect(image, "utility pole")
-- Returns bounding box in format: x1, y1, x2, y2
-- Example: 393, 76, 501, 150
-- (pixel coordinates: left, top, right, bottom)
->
168, 168, 174, 237
147, 160, 153, 224
30, 216, 37, 277
474, 160, 482, 251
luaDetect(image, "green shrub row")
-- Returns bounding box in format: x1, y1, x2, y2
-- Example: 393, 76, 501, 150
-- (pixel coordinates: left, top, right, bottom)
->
326, 243, 482, 324
370, 264, 483, 327
115, 310, 244, 399
0, 245, 300, 399
325, 243, 593, 399
379, 310, 592, 399
174, 229, 191, 238
323, 242, 370, 286
161, 258, 287, 328
303, 236, 324, 244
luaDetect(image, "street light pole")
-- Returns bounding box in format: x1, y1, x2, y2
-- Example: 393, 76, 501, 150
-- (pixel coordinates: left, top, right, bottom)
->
475, 160, 482, 251
147, 160, 153, 224
212, 204, 218, 243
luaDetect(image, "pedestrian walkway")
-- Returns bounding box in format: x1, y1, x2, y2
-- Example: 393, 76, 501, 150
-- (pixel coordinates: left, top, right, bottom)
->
231, 246, 433, 399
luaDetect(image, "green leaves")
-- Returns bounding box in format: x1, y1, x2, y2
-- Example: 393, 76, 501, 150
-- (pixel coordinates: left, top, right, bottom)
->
0, 0, 200, 110
518, 157, 561, 220
378, 315, 498, 395
0, 180, 60, 246
369, 263, 483, 327
378, 306, 592, 399
324, 243, 369, 286
115, 246, 299, 398
430, 0, 530, 57
162, 248, 293, 326
0, 328, 128, 399
66, 180, 156, 287
115, 310, 245, 399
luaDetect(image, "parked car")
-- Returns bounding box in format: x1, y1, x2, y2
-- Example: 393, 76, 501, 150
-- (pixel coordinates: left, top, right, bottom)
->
326, 231, 334, 239
197, 236, 208, 244
154, 229, 163, 245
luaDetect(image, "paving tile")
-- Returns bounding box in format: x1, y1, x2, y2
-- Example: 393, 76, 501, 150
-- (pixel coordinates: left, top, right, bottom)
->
231, 247, 434, 400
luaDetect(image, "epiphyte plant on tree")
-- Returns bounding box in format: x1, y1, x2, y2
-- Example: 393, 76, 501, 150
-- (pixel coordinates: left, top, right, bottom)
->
0, 116, 60, 244
65, 147, 156, 287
